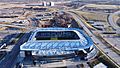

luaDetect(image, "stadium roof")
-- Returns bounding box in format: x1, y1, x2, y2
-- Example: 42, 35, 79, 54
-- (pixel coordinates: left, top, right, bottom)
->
20, 28, 93, 56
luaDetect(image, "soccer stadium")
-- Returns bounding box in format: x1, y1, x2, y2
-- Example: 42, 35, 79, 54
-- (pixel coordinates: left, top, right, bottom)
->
19, 28, 98, 66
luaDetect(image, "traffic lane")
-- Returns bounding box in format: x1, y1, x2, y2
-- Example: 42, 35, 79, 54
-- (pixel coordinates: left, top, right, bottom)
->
0, 33, 30, 68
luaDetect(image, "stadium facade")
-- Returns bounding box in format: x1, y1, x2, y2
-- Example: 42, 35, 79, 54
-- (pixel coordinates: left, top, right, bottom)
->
19, 28, 98, 64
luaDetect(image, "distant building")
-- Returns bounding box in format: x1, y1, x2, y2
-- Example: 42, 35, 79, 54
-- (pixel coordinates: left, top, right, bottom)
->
26, 2, 55, 7
43, 2, 47, 6
42, 1, 54, 6
50, 2, 55, 6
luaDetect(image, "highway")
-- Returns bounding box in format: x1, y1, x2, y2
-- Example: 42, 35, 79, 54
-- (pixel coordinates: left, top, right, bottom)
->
108, 11, 120, 30
71, 10, 120, 51
69, 10, 96, 30
67, 11, 120, 68
0, 33, 30, 68
100, 34, 120, 52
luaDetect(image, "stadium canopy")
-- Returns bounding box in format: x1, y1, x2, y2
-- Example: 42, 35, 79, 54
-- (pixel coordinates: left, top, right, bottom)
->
20, 28, 93, 56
